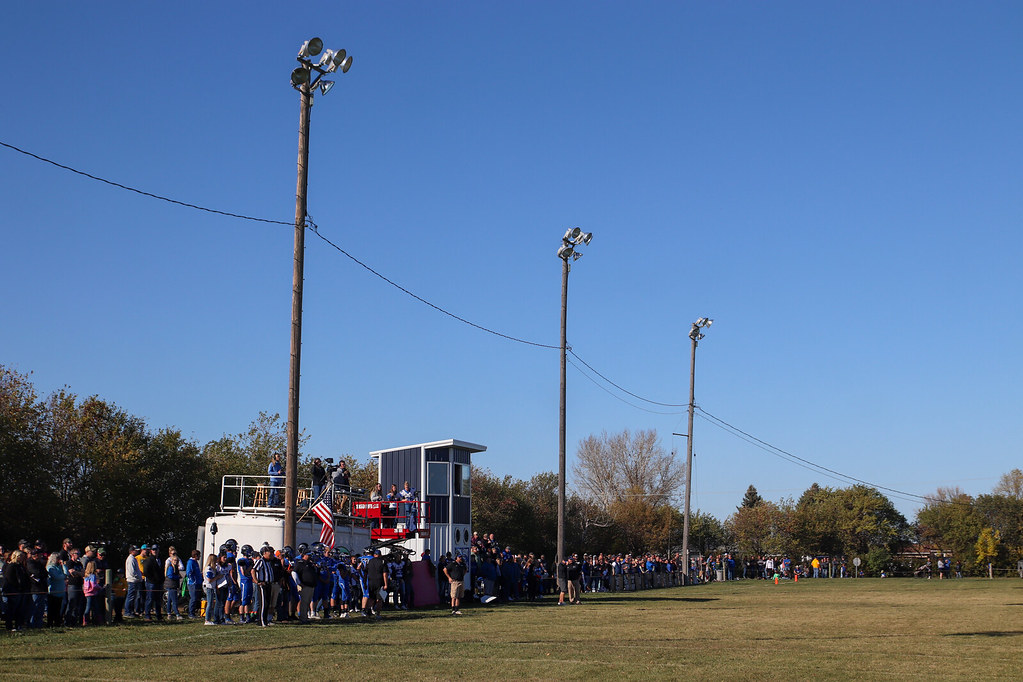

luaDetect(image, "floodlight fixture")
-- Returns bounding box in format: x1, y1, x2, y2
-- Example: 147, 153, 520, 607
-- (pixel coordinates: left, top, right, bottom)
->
291, 67, 310, 86
318, 80, 335, 95
564, 227, 582, 243
340, 55, 353, 73
578, 231, 593, 246
299, 37, 324, 58
332, 49, 348, 68
318, 50, 335, 68
572, 251, 583, 261
557, 244, 575, 260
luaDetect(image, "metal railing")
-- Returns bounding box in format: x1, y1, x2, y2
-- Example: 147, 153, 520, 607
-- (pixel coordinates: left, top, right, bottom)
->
220, 475, 367, 516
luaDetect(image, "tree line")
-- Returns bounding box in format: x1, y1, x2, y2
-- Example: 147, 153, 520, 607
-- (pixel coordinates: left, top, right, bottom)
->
0, 365, 375, 553
4, 365, 1018, 576
474, 429, 1023, 576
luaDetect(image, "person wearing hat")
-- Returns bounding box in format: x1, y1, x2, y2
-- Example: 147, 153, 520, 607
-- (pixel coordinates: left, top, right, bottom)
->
125, 545, 144, 618
568, 554, 582, 604
364, 549, 389, 619
25, 547, 47, 628
311, 458, 328, 503
57, 538, 73, 564
93, 547, 109, 624
332, 459, 352, 514
252, 546, 276, 627
292, 549, 318, 622
443, 554, 466, 615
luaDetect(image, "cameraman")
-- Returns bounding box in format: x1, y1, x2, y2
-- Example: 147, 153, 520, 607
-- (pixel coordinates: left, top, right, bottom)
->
311, 458, 328, 502
332, 460, 351, 514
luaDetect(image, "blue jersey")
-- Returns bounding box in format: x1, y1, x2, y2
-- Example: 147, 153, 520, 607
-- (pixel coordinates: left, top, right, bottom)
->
237, 557, 254, 582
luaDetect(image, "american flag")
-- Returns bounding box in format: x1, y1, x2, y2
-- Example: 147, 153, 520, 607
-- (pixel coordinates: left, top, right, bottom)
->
312, 499, 335, 550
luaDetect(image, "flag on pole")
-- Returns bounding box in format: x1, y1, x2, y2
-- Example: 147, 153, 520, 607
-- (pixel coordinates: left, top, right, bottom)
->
312, 499, 335, 550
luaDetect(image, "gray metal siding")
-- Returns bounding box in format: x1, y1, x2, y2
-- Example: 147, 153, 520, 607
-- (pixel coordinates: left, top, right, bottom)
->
428, 495, 449, 523
453, 496, 471, 524
426, 447, 450, 462
379, 447, 421, 491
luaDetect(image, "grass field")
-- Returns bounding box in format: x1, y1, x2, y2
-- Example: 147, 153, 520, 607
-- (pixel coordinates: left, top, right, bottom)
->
2, 578, 1022, 680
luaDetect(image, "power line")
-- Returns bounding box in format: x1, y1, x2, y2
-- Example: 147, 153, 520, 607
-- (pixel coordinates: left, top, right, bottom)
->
567, 356, 685, 415
1, 140, 559, 350
307, 221, 560, 349
568, 349, 686, 407
695, 407, 968, 507
0, 141, 291, 226
0, 144, 984, 511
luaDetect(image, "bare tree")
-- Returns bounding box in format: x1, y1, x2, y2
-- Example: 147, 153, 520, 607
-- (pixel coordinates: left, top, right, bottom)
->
572, 428, 682, 511
993, 469, 1023, 500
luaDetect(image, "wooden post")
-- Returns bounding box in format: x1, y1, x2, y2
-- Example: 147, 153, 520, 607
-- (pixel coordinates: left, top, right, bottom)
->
285, 81, 312, 550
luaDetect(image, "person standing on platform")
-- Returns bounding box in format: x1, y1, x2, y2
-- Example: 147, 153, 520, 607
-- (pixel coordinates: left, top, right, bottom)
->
268, 453, 284, 507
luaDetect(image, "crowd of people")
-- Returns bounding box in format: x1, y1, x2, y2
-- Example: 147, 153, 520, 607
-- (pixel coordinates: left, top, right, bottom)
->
1, 532, 695, 633
2, 539, 115, 632
4, 532, 950, 633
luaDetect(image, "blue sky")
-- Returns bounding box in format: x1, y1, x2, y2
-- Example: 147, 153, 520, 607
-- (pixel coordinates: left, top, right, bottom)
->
2, 2, 1020, 524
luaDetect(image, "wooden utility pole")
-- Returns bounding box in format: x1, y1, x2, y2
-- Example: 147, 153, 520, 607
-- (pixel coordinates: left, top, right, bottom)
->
557, 255, 569, 567
681, 328, 697, 584
285, 81, 312, 550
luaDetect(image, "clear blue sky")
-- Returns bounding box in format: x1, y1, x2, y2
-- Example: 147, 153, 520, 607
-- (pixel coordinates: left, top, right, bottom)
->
2, 2, 1020, 524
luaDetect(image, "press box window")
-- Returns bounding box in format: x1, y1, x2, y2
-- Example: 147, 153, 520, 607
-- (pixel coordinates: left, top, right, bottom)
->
427, 462, 449, 496
454, 463, 471, 497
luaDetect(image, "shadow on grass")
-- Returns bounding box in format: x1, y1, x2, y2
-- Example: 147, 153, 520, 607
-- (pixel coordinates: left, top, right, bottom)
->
573, 596, 719, 604
945, 631, 1023, 637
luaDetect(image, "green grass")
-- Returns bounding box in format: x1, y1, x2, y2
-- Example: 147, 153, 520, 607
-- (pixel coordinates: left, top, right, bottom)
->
3, 579, 1023, 680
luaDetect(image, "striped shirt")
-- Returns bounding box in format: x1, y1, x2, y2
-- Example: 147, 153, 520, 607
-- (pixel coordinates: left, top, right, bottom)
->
253, 557, 274, 583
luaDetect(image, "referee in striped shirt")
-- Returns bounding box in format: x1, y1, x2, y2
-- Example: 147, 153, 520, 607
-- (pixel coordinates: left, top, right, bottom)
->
253, 547, 276, 627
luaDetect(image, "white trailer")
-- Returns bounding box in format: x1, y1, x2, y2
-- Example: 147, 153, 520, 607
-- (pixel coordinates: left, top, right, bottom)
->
196, 474, 371, 556
196, 511, 371, 557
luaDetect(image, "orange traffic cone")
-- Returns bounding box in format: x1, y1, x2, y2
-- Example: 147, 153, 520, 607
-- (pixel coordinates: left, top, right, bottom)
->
774, 575, 779, 585
794, 574, 798, 583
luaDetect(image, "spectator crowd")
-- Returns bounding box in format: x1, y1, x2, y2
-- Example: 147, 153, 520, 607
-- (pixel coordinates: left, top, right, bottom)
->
2, 532, 955, 634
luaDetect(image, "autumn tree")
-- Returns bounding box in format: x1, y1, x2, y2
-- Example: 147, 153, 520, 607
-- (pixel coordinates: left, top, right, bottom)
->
975, 527, 1002, 577
792, 483, 842, 556
727, 500, 782, 556
993, 468, 1023, 500
471, 466, 532, 550
572, 429, 682, 511
688, 509, 727, 555
974, 492, 1023, 566
345, 456, 379, 493
915, 487, 982, 572
832, 485, 909, 556
0, 367, 55, 540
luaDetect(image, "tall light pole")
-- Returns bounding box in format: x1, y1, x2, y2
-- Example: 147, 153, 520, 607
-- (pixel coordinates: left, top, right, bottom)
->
557, 227, 592, 566
284, 37, 353, 549
681, 316, 712, 584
